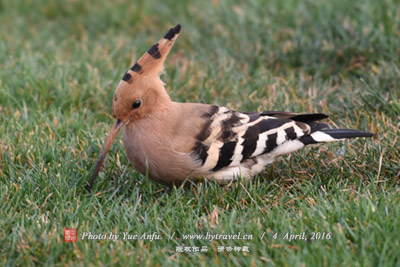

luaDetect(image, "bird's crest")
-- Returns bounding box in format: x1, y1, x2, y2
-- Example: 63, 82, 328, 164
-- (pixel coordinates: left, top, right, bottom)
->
112, 24, 181, 121
121, 24, 181, 83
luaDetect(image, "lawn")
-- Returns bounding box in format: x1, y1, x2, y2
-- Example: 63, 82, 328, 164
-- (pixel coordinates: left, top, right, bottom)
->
0, 0, 399, 265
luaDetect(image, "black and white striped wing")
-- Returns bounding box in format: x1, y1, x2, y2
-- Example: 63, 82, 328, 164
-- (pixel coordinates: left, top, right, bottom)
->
191, 106, 321, 172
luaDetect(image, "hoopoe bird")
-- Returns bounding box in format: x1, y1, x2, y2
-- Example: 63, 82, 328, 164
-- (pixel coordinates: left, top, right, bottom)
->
89, 24, 373, 189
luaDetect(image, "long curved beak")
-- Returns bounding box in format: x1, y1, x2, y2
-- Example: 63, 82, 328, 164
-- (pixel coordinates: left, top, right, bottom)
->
88, 119, 127, 190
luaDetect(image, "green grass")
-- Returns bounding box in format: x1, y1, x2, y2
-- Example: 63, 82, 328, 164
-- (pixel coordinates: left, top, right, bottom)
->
1, 0, 399, 265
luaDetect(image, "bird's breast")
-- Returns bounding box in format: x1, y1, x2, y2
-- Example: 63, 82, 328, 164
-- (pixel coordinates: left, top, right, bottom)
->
121, 122, 197, 186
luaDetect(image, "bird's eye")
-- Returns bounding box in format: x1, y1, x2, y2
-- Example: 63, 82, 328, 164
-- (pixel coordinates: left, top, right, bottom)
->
132, 99, 142, 110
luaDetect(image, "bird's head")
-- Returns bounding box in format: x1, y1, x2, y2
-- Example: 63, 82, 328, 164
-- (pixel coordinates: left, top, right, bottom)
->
88, 24, 181, 190
112, 24, 181, 123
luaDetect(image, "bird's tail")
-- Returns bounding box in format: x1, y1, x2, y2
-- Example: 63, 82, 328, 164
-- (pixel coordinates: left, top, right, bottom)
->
299, 128, 374, 145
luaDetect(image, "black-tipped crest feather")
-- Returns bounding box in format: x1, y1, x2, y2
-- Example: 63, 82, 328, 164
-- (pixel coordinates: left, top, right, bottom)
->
164, 24, 181, 40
